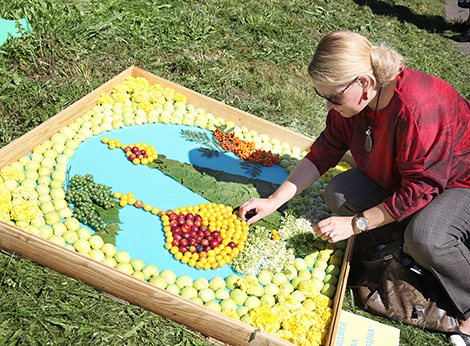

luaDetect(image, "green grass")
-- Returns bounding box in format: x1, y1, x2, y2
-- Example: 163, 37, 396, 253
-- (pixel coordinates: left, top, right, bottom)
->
0, 0, 469, 345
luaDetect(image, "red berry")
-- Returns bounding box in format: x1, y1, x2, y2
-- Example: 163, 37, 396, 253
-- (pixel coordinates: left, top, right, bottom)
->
179, 246, 188, 253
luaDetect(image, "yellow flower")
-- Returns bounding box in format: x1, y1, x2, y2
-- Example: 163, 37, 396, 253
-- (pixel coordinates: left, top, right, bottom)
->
0, 166, 23, 182
298, 280, 322, 298
221, 309, 239, 320
281, 307, 314, 335
249, 306, 280, 333
312, 294, 332, 308
97, 92, 114, 105
0, 213, 10, 222
237, 276, 263, 296
11, 186, 32, 200
10, 200, 41, 223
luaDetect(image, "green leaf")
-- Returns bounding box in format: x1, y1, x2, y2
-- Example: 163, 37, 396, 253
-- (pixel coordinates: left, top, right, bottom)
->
96, 224, 121, 246
94, 205, 122, 224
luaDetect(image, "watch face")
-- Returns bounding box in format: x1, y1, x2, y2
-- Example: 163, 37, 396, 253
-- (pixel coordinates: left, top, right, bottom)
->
356, 217, 369, 231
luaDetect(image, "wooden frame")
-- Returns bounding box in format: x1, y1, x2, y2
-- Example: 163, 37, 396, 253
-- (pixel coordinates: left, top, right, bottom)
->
0, 66, 353, 346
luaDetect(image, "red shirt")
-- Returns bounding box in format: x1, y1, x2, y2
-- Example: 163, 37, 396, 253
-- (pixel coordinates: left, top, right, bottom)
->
306, 68, 470, 221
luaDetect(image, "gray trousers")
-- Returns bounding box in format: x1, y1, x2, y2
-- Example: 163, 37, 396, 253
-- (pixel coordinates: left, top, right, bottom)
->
324, 168, 470, 320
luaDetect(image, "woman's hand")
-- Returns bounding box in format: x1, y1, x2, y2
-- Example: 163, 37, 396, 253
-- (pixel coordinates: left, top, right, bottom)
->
313, 216, 355, 243
239, 197, 278, 226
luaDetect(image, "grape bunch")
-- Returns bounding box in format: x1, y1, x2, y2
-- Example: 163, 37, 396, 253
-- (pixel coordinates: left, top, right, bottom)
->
66, 174, 118, 232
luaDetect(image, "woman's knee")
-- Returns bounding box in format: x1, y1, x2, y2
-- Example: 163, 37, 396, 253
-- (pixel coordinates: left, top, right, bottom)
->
403, 214, 446, 266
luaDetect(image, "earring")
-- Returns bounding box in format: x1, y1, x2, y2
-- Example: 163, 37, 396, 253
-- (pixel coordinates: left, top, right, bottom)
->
362, 91, 368, 100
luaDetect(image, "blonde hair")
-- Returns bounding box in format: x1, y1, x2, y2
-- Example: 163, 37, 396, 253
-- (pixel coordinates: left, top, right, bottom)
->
308, 30, 404, 88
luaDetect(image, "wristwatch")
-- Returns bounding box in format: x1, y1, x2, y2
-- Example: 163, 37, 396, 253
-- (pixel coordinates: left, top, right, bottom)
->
353, 212, 370, 233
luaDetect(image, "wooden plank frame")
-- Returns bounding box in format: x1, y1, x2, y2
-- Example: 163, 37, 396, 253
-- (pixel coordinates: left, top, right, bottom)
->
0, 66, 354, 346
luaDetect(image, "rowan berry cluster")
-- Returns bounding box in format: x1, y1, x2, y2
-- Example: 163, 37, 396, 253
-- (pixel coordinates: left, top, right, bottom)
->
214, 130, 281, 166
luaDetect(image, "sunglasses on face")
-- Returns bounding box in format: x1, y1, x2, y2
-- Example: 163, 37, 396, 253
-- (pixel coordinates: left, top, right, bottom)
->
314, 77, 358, 106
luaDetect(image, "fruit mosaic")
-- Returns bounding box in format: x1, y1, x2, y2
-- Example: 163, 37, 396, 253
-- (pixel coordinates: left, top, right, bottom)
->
0, 75, 352, 346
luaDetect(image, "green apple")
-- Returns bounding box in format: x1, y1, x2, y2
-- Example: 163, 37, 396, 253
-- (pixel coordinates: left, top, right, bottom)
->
204, 301, 221, 312
263, 283, 280, 296
64, 218, 80, 232
180, 286, 198, 299
279, 282, 294, 294
324, 274, 338, 286
209, 276, 226, 291
101, 243, 117, 258
149, 276, 168, 289
284, 265, 298, 280
314, 259, 328, 271
116, 262, 134, 276
335, 240, 347, 250
230, 288, 247, 305
160, 269, 176, 285
225, 274, 240, 290
236, 306, 249, 317
294, 258, 308, 271
39, 225, 53, 239
129, 258, 145, 272
257, 270, 272, 285
329, 255, 343, 267
141, 264, 159, 280
302, 298, 316, 311
321, 283, 336, 298
73, 239, 91, 253
260, 294, 276, 307
44, 211, 60, 225
88, 234, 104, 249
334, 249, 344, 258
326, 264, 340, 277
101, 257, 117, 267
215, 288, 230, 300
76, 227, 91, 240
221, 298, 238, 311
165, 283, 180, 295
131, 271, 145, 280
63, 230, 79, 244
311, 267, 326, 281
89, 249, 105, 262
291, 290, 306, 303
272, 273, 288, 286
189, 297, 204, 305
176, 275, 193, 289
193, 278, 209, 291
298, 269, 312, 280
114, 250, 131, 263
57, 207, 73, 220
198, 288, 215, 303
240, 314, 251, 325
244, 296, 261, 310
304, 253, 318, 267
48, 234, 66, 247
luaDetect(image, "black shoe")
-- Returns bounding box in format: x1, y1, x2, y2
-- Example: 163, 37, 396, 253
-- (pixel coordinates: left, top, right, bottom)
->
449, 331, 470, 346
454, 22, 470, 32
452, 32, 470, 42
